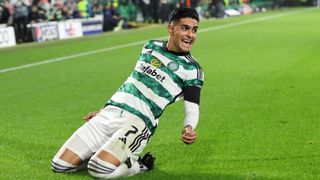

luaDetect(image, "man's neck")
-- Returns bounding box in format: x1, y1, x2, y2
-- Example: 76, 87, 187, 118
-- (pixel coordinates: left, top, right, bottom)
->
164, 40, 189, 56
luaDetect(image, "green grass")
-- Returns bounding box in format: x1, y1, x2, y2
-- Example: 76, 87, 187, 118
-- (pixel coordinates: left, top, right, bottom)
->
1, 8, 320, 179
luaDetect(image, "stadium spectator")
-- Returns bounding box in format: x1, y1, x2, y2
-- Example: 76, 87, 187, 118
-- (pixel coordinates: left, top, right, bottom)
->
62, 0, 74, 19
112, 0, 119, 9
0, 1, 10, 24
139, 0, 151, 22
28, 1, 42, 23
64, 0, 73, 10
52, 0, 67, 21
159, 0, 171, 23
149, 0, 160, 23
14, 0, 29, 43
209, 0, 225, 18
92, 0, 103, 15
52, 7, 203, 179
102, 3, 121, 31
118, 0, 130, 20
190, 0, 200, 8
117, 0, 138, 27
71, 2, 81, 18
62, 6, 73, 19
0, 0, 14, 25
77, 0, 93, 18
37, 0, 51, 21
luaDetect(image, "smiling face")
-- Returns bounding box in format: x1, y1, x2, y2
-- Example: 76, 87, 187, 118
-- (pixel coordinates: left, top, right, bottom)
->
167, 17, 199, 53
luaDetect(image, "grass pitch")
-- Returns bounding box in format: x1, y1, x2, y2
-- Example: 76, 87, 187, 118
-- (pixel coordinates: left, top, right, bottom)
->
0, 8, 319, 179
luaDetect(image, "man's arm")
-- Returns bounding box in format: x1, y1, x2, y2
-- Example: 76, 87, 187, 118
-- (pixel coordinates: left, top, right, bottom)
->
181, 86, 201, 144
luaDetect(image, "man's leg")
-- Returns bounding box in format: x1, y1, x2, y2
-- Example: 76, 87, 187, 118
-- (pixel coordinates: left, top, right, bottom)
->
51, 132, 93, 172
59, 148, 82, 165
87, 138, 142, 178
87, 118, 153, 179
51, 114, 111, 173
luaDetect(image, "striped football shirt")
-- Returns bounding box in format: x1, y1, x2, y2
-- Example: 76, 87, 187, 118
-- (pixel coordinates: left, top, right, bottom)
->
106, 40, 204, 134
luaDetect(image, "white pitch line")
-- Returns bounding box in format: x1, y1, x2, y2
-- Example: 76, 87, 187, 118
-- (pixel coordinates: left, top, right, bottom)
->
0, 40, 148, 74
199, 8, 314, 33
0, 8, 315, 74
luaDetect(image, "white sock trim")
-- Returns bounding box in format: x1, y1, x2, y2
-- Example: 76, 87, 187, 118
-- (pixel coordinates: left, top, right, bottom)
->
52, 158, 77, 172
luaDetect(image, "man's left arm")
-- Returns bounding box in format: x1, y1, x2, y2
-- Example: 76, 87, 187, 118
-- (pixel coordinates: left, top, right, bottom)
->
181, 86, 201, 144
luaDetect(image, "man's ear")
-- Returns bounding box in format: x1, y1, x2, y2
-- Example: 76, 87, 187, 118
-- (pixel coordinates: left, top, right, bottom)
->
167, 24, 174, 34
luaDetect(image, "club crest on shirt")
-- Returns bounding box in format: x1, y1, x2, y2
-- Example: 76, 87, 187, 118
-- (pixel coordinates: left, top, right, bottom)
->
168, 61, 179, 71
151, 58, 162, 68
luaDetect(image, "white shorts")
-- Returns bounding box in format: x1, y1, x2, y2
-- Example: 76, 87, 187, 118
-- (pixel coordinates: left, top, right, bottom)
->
56, 105, 152, 163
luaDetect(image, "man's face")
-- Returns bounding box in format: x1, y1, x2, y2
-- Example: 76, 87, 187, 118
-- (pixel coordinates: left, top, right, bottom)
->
167, 18, 198, 53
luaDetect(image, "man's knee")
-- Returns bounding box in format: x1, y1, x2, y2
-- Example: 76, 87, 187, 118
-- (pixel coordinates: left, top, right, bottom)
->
87, 137, 133, 178
87, 144, 129, 179
87, 154, 118, 178
51, 148, 82, 173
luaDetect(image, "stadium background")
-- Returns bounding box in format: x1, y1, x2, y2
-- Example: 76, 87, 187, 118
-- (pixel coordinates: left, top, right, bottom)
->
0, 0, 319, 45
0, 1, 320, 180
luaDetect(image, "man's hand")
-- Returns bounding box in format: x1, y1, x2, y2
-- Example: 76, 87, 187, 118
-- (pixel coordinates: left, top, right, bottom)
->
83, 111, 99, 121
181, 125, 197, 145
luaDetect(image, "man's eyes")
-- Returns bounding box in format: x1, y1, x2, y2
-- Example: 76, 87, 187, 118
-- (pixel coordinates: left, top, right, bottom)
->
181, 26, 189, 31
181, 26, 198, 33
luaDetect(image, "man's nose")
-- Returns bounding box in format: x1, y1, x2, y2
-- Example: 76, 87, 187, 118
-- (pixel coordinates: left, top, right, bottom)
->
186, 29, 195, 37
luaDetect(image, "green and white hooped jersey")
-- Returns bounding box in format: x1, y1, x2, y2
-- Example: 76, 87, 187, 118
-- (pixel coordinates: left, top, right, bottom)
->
106, 40, 204, 134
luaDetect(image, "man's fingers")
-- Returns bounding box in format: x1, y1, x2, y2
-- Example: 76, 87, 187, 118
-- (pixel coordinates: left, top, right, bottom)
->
83, 115, 91, 121
181, 137, 196, 144
83, 112, 98, 121
181, 133, 197, 144
182, 133, 197, 141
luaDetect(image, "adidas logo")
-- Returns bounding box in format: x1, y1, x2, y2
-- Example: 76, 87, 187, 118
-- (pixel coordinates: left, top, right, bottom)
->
119, 138, 127, 144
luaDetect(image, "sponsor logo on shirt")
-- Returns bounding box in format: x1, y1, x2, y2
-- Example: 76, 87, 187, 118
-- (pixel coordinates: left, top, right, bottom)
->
138, 63, 165, 83
151, 58, 162, 68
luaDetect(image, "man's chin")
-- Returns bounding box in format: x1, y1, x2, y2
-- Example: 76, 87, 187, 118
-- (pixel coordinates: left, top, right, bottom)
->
180, 44, 192, 52
181, 47, 192, 52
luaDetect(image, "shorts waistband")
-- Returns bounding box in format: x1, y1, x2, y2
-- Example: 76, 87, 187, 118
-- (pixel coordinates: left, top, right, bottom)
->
104, 105, 123, 111
101, 105, 133, 118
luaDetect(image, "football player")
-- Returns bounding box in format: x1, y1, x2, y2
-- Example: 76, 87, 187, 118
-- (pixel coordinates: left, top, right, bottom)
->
52, 7, 204, 179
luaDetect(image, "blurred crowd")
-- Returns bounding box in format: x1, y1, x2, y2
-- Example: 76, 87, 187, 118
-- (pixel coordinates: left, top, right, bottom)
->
0, 0, 316, 43
0, 0, 206, 27
0, 0, 206, 42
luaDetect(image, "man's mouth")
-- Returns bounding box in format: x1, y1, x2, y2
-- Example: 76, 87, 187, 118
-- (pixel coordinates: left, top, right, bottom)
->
182, 39, 192, 45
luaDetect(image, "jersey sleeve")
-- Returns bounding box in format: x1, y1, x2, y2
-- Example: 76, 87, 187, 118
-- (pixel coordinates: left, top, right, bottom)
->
183, 58, 203, 129
183, 55, 204, 89
183, 56, 204, 104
